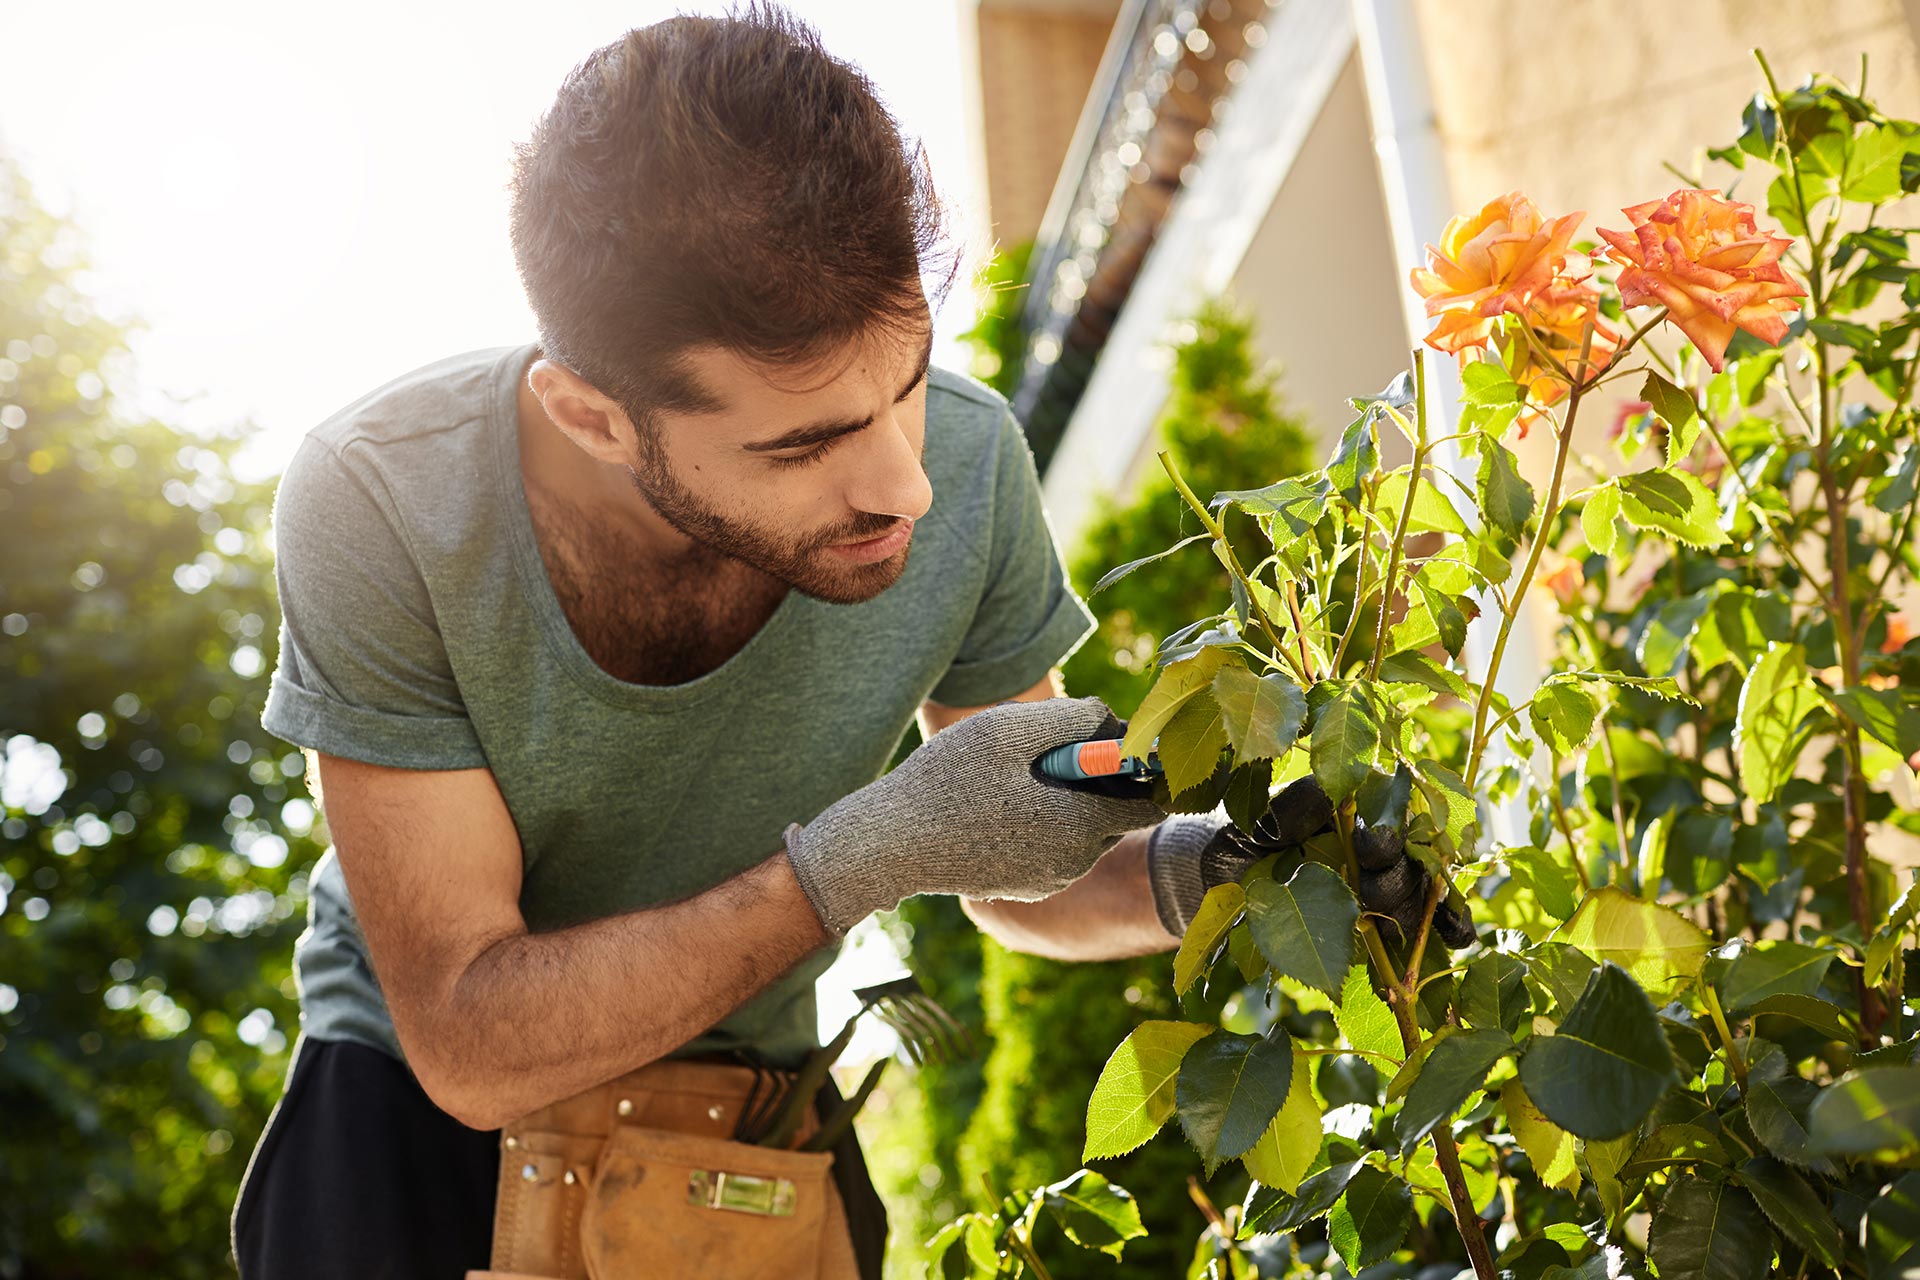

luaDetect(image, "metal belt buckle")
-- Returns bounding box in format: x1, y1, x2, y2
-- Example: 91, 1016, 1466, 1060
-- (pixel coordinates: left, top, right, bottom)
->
687, 1168, 797, 1217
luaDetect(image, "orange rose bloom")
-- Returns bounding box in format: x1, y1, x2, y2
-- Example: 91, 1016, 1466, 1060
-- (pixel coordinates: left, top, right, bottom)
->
1883, 612, 1913, 654
1537, 557, 1585, 605
1410, 192, 1585, 354
1595, 188, 1806, 372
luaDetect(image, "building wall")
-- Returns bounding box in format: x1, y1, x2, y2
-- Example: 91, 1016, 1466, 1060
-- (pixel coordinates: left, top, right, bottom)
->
973, 0, 1121, 246
1228, 51, 1409, 451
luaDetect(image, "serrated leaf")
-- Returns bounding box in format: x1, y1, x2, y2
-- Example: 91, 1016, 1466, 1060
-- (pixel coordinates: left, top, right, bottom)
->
1479, 437, 1535, 535
1519, 962, 1676, 1139
1176, 1030, 1295, 1175
1328, 1168, 1412, 1272
1310, 684, 1379, 804
1716, 941, 1834, 1013
1553, 887, 1709, 995
1831, 685, 1920, 756
1091, 532, 1212, 594
1377, 650, 1471, 700
1222, 758, 1274, 836
1336, 963, 1403, 1062
1638, 589, 1720, 679
1583, 481, 1622, 556
1844, 123, 1909, 203
1734, 643, 1821, 805
1866, 1171, 1920, 1280
1624, 1123, 1727, 1176
1736, 1157, 1843, 1269
1648, 1177, 1774, 1280
1503, 846, 1581, 922
1160, 690, 1229, 795
1328, 411, 1379, 501
1122, 647, 1228, 760
1531, 681, 1601, 755
1618, 469, 1728, 547
1503, 1079, 1581, 1191
1247, 862, 1359, 997
1460, 952, 1531, 1035
1395, 1027, 1512, 1153
1039, 1169, 1148, 1260
1083, 1021, 1215, 1160
1746, 1065, 1837, 1176
1174, 884, 1245, 996
1242, 1158, 1366, 1236
1212, 665, 1307, 765
1240, 1054, 1321, 1193
1643, 371, 1703, 467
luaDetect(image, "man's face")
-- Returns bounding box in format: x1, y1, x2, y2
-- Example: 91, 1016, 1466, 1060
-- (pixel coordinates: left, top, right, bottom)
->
623, 314, 936, 605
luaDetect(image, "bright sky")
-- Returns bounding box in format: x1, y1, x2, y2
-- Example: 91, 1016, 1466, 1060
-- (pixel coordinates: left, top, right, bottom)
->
0, 0, 992, 481
1, 0, 995, 1056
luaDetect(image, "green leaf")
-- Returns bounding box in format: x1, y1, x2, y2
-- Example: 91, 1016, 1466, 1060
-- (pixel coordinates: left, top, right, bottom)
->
1873, 443, 1920, 514
1643, 372, 1703, 467
1844, 123, 1910, 203
1581, 1133, 1638, 1223
1328, 411, 1379, 502
1503, 847, 1581, 922
1867, 1171, 1920, 1280
1412, 760, 1478, 859
1222, 758, 1274, 837
1123, 647, 1228, 761
1624, 1123, 1727, 1176
1091, 532, 1212, 595
1210, 475, 1332, 544
1648, 1176, 1775, 1280
1174, 884, 1244, 997
1039, 1169, 1148, 1260
1519, 961, 1676, 1139
1212, 665, 1306, 765
1377, 650, 1471, 700
1734, 644, 1821, 805
1395, 1028, 1512, 1154
1806, 1066, 1920, 1157
1618, 469, 1728, 547
1716, 941, 1834, 1013
1242, 1158, 1367, 1236
925, 1212, 999, 1278
1479, 437, 1535, 535
1736, 1157, 1843, 1269
1176, 1030, 1295, 1175
1503, 1079, 1580, 1191
1747, 993, 1854, 1043
1309, 684, 1380, 804
1831, 685, 1920, 756
1328, 1168, 1412, 1272
1337, 964, 1403, 1062
1553, 887, 1710, 994
1083, 1021, 1215, 1160
1247, 863, 1359, 998
1240, 1054, 1321, 1193
1460, 953, 1531, 1035
1461, 359, 1524, 407
1159, 691, 1229, 796
1583, 481, 1622, 556
1746, 1061, 1837, 1176
1530, 681, 1601, 755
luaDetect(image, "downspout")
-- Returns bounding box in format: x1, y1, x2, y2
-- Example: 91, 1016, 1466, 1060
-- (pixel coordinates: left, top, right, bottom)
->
1351, 0, 1541, 840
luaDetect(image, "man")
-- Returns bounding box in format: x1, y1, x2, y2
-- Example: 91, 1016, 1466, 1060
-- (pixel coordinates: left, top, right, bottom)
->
229, 6, 1450, 1277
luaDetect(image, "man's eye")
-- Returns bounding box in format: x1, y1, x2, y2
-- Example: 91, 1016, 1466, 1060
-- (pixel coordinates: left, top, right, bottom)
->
768, 442, 834, 470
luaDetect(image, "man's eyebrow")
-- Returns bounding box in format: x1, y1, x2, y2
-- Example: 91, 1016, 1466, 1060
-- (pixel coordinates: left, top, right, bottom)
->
741, 329, 935, 453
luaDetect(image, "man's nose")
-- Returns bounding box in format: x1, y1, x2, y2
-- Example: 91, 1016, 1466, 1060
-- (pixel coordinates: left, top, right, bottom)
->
843, 412, 932, 522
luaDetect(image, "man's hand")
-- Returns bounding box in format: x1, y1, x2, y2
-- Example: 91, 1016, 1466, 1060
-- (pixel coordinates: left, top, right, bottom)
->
1145, 772, 1477, 949
782, 695, 1167, 936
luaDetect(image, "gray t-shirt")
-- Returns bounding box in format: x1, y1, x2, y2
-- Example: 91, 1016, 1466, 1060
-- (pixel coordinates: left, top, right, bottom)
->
260, 341, 1095, 1069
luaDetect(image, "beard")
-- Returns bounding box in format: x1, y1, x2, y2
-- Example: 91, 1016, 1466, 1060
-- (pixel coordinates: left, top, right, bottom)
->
622, 448, 914, 606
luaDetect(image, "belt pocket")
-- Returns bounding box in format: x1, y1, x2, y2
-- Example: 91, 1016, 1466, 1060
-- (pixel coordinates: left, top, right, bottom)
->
491, 1132, 603, 1279
580, 1127, 835, 1280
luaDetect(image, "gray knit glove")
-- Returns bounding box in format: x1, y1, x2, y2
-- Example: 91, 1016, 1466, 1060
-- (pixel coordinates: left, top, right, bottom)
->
783, 696, 1167, 936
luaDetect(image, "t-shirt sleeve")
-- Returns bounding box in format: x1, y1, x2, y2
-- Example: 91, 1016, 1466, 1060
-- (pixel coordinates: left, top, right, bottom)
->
927, 408, 1097, 708
260, 435, 489, 770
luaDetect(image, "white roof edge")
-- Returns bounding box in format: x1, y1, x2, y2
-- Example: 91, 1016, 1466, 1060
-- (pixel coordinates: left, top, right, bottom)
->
1039, 0, 1357, 551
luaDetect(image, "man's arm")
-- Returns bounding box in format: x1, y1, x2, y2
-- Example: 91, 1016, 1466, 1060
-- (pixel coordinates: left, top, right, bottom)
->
312, 751, 829, 1132
916, 673, 1178, 962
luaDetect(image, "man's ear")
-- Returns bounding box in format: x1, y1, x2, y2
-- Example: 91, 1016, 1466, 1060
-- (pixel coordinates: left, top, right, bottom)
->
527, 360, 635, 467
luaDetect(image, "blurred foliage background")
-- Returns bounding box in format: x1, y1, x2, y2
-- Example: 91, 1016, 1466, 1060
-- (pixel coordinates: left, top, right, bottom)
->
872, 252, 1319, 1278
0, 155, 317, 1278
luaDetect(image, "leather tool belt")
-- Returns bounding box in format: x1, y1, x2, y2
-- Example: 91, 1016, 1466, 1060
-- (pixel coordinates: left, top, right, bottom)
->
464, 1057, 860, 1279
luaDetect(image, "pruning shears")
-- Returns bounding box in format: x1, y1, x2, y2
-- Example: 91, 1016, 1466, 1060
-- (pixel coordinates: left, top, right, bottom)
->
1034, 737, 1164, 783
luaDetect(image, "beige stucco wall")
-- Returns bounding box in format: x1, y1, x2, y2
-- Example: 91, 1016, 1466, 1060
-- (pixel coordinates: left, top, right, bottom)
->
1228, 51, 1411, 451
973, 0, 1121, 246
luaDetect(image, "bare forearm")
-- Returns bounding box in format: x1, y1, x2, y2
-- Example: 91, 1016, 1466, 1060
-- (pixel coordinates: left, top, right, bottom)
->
431, 852, 829, 1128
962, 828, 1178, 961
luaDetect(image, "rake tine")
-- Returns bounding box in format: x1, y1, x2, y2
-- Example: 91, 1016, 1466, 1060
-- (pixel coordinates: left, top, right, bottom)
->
884, 997, 957, 1064
876, 1006, 928, 1065
902, 992, 973, 1058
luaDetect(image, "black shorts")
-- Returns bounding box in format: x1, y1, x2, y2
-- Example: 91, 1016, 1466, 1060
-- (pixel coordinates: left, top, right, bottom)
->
230, 1035, 887, 1280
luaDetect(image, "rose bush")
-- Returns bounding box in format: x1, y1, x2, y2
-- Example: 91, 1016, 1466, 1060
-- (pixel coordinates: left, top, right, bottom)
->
928, 53, 1920, 1280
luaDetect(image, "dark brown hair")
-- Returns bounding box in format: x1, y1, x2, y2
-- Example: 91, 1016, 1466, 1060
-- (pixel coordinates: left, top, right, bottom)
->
507, 1, 960, 435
